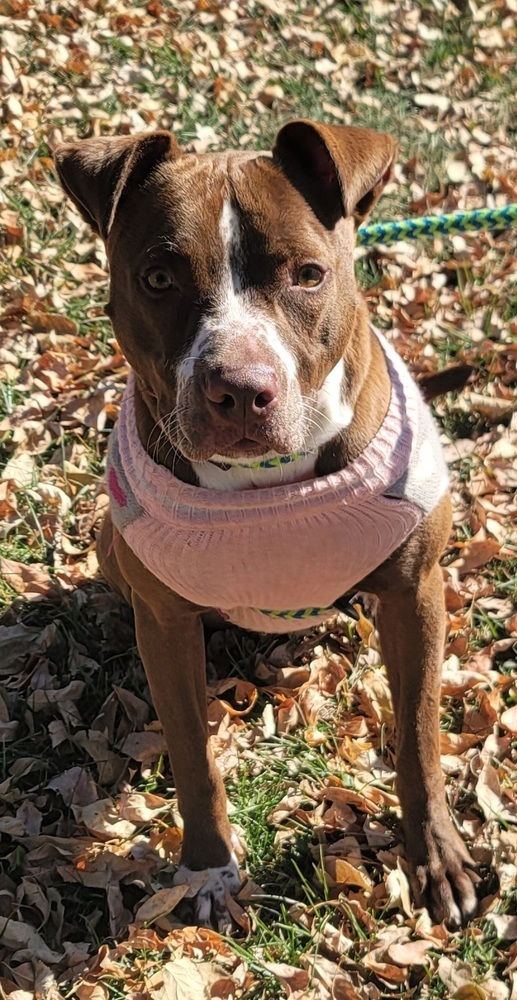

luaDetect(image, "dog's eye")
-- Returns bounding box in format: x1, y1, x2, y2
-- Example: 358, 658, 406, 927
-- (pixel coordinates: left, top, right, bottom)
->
295, 265, 325, 288
145, 268, 174, 291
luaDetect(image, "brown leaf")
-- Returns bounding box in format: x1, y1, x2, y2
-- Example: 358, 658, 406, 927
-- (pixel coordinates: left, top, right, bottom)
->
47, 766, 99, 807
28, 311, 79, 335
74, 799, 137, 840
134, 885, 189, 925
468, 392, 515, 420
0, 918, 62, 964
355, 668, 394, 725
439, 732, 480, 754
386, 939, 433, 966
475, 763, 517, 824
500, 705, 517, 735
121, 730, 167, 763
450, 531, 501, 573
451, 987, 487, 999
148, 826, 183, 862
262, 963, 310, 996
0, 623, 42, 673
117, 791, 169, 822
0, 558, 54, 596
150, 957, 211, 1000
323, 857, 373, 891
362, 953, 407, 983
300, 953, 362, 999
1, 453, 36, 487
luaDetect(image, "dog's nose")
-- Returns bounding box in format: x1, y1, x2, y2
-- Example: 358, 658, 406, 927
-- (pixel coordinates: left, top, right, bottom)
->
204, 366, 279, 417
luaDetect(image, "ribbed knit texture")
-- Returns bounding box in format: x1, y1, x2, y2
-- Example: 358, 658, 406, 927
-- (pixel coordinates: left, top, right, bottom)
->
106, 330, 449, 632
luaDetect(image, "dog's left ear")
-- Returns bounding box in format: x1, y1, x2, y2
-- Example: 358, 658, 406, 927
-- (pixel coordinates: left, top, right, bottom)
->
273, 120, 397, 228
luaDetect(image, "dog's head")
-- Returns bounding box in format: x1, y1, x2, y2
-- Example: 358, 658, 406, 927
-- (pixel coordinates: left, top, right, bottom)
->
55, 122, 396, 462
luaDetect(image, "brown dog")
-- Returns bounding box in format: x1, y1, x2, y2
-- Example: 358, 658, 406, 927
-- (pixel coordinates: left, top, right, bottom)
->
54, 122, 477, 931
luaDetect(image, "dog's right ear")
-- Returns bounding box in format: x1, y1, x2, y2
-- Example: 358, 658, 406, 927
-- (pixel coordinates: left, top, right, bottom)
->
53, 131, 180, 240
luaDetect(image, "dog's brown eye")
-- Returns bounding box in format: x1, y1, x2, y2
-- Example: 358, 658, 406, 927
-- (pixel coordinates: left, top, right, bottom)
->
296, 265, 325, 288
145, 268, 174, 290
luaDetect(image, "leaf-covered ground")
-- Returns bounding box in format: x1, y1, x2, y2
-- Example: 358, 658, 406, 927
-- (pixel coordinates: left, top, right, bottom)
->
0, 1, 516, 997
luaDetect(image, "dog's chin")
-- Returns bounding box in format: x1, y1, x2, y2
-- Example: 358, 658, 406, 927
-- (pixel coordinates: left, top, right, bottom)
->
174, 432, 303, 464
213, 438, 270, 461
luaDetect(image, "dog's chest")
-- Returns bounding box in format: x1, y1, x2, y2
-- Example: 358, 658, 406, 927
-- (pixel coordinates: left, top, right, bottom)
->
115, 480, 421, 632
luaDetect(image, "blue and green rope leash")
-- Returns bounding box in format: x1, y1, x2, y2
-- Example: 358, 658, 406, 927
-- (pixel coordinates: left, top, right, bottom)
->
357, 203, 517, 246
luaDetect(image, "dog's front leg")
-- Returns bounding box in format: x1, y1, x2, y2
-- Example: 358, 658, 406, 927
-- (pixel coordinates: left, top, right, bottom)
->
375, 560, 478, 928
132, 593, 240, 929
99, 522, 240, 928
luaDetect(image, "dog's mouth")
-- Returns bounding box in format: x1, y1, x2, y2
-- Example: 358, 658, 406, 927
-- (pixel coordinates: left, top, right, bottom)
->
222, 437, 265, 456
172, 426, 300, 465
180, 436, 276, 464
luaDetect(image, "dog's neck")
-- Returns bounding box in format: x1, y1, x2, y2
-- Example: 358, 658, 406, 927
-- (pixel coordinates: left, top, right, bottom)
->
192, 450, 318, 490
134, 320, 391, 491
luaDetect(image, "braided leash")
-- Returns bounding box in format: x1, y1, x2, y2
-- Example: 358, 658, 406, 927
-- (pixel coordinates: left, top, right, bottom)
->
357, 203, 517, 247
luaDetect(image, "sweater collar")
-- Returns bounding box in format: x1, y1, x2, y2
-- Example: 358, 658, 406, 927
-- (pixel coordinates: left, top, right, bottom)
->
115, 328, 418, 520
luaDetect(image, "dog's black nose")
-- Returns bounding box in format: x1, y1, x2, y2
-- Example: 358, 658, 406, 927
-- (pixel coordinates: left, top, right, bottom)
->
204, 366, 279, 418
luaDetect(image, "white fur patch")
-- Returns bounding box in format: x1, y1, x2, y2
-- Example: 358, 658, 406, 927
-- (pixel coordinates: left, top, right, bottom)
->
193, 453, 317, 490
219, 199, 243, 294
177, 328, 211, 386
173, 855, 241, 932
309, 358, 353, 449
408, 436, 435, 484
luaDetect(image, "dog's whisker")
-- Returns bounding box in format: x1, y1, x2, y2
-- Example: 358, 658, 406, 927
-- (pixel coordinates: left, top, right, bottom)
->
302, 399, 347, 449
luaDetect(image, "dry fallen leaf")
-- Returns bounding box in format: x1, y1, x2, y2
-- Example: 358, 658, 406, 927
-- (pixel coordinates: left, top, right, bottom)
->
134, 885, 190, 925
323, 856, 373, 892
387, 939, 433, 966
117, 791, 169, 822
0, 918, 62, 964
500, 705, 517, 734
74, 799, 137, 840
262, 963, 310, 996
150, 957, 212, 1000
450, 531, 502, 573
0, 557, 55, 598
475, 763, 517, 824
452, 987, 488, 1000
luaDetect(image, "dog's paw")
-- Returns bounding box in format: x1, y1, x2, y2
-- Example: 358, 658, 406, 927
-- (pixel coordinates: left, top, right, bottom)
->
173, 856, 241, 934
406, 819, 479, 929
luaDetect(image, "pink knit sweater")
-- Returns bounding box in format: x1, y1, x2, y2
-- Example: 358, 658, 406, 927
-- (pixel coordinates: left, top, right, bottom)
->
106, 331, 448, 632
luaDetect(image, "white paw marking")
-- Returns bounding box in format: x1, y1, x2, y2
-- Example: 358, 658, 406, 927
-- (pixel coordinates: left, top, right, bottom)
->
173, 855, 241, 932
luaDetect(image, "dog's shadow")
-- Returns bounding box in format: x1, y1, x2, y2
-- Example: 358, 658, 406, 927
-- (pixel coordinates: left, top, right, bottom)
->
0, 581, 321, 943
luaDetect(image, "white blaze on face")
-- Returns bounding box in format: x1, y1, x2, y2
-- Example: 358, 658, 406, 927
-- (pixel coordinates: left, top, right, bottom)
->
219, 198, 243, 297
177, 198, 297, 389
